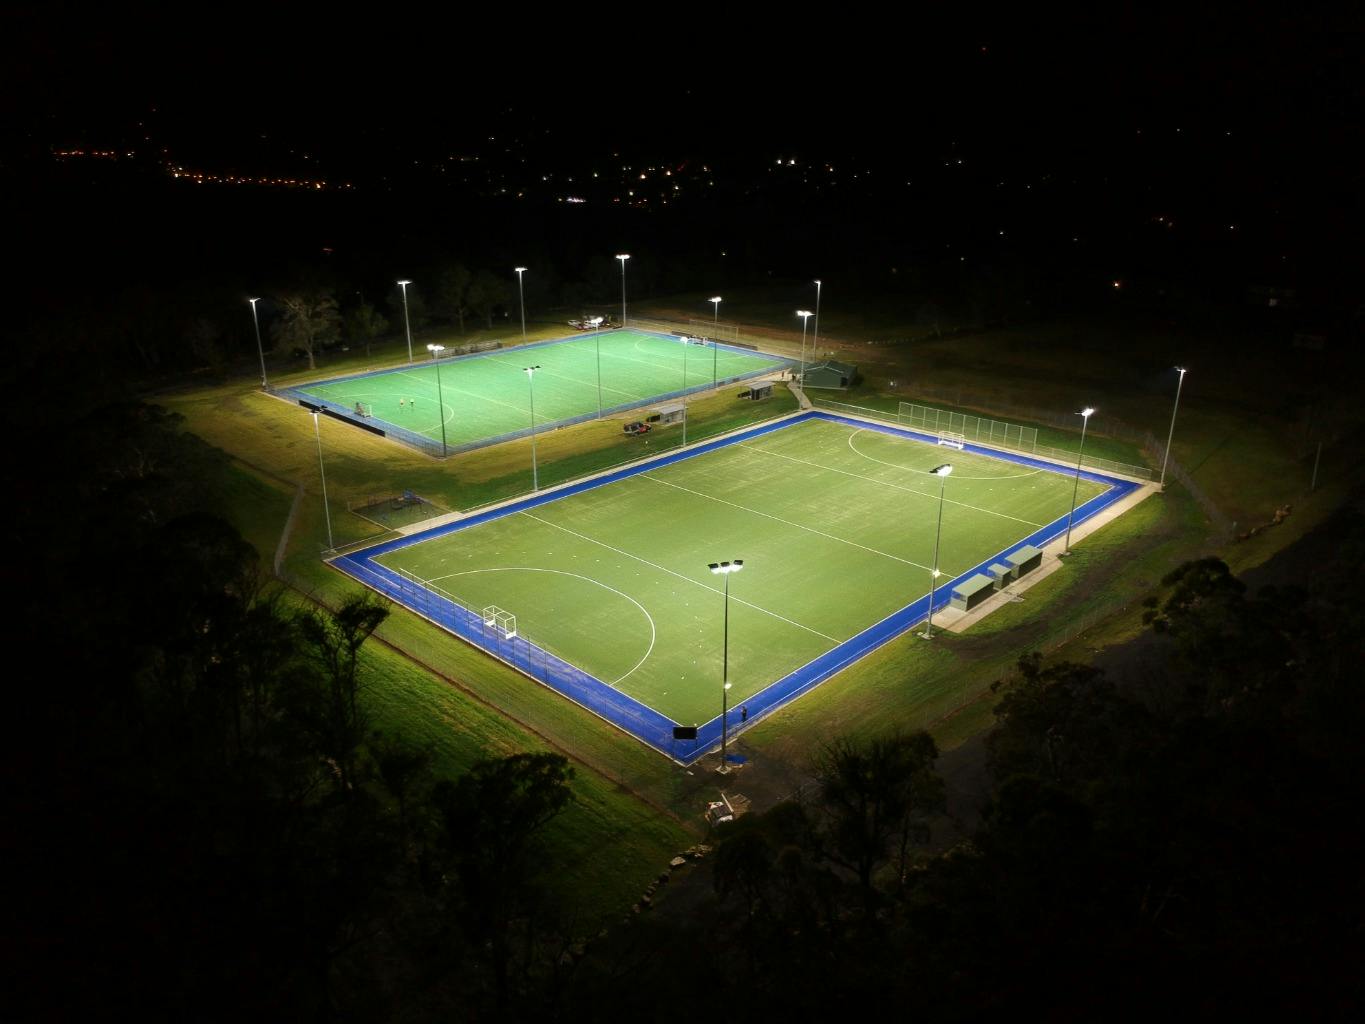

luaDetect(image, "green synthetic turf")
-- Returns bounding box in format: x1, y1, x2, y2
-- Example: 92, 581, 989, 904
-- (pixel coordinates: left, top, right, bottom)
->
297, 330, 786, 449
376, 418, 1108, 725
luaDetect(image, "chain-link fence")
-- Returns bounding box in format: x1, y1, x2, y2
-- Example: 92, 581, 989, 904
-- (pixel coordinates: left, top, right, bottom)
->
812, 398, 1154, 480
897, 402, 1039, 452
1142, 432, 1234, 539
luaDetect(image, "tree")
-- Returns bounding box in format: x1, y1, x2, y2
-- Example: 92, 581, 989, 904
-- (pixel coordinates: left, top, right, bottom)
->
344, 299, 388, 357
810, 730, 944, 905
988, 653, 1148, 791
185, 316, 226, 370
271, 290, 341, 369
297, 595, 390, 794
434, 264, 473, 333
466, 270, 512, 330
434, 752, 574, 1008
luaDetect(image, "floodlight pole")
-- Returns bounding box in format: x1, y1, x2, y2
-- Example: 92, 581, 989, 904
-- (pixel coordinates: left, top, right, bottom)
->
514, 267, 528, 345
710, 296, 722, 386
797, 310, 813, 382
525, 365, 541, 491
595, 325, 603, 417
1062, 407, 1095, 556
616, 254, 630, 326
812, 279, 822, 359
709, 560, 744, 772
681, 337, 689, 446
920, 464, 952, 639
398, 280, 414, 363
248, 297, 268, 389
428, 344, 448, 457
311, 411, 334, 552
1159, 367, 1187, 489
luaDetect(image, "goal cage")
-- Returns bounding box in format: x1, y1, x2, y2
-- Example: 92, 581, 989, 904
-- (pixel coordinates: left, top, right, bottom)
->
353, 401, 374, 418
686, 319, 742, 345
937, 430, 967, 450
482, 605, 518, 639
899, 402, 1039, 452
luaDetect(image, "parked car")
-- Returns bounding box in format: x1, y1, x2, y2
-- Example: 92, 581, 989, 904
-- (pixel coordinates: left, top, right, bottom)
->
622, 421, 651, 435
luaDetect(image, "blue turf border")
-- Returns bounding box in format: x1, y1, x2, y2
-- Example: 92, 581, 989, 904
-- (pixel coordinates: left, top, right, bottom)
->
278, 329, 791, 458
332, 410, 1141, 764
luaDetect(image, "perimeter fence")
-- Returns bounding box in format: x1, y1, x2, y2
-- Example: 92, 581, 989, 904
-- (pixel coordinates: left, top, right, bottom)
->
812, 397, 1155, 480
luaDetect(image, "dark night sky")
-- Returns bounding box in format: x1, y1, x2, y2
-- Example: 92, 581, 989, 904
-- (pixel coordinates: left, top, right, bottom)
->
2, 8, 1361, 309
6, 10, 1359, 161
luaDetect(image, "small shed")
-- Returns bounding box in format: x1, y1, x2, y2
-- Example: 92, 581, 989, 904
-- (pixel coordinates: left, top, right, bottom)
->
1005, 544, 1043, 578
650, 402, 686, 426
801, 360, 858, 389
987, 562, 1014, 589
738, 381, 773, 401
950, 574, 995, 612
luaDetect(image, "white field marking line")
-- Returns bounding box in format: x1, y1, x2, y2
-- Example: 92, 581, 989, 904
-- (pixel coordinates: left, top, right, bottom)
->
308, 385, 457, 435
816, 430, 1045, 526
845, 429, 1043, 482
482, 351, 645, 404
428, 566, 656, 685
394, 369, 527, 418
637, 472, 937, 572
735, 434, 1047, 522
519, 511, 841, 643
628, 336, 773, 380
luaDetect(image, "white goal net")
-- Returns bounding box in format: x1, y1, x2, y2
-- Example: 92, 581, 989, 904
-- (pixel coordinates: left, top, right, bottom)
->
481, 605, 518, 638
937, 430, 967, 450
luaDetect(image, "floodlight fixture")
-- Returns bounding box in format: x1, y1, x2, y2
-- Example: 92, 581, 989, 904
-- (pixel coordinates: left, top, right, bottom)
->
1160, 368, 1188, 489
708, 556, 745, 772
920, 463, 952, 639
397, 280, 414, 362
247, 297, 267, 388
428, 346, 449, 455
1062, 406, 1096, 555
524, 365, 542, 489
514, 268, 528, 343
797, 310, 814, 380
616, 255, 631, 326
310, 409, 334, 551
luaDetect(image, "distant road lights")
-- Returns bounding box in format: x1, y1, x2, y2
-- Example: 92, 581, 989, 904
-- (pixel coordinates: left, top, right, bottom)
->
514, 267, 528, 344
248, 297, 267, 389
397, 279, 414, 363
708, 559, 745, 772
919, 464, 953, 640
797, 310, 814, 381
615, 254, 631, 326
1159, 367, 1188, 490
310, 410, 334, 552
1061, 407, 1096, 556
427, 344, 448, 457
812, 279, 822, 357
524, 365, 542, 491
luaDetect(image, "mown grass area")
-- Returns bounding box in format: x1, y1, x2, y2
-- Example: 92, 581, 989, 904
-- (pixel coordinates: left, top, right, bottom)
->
162, 377, 798, 527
